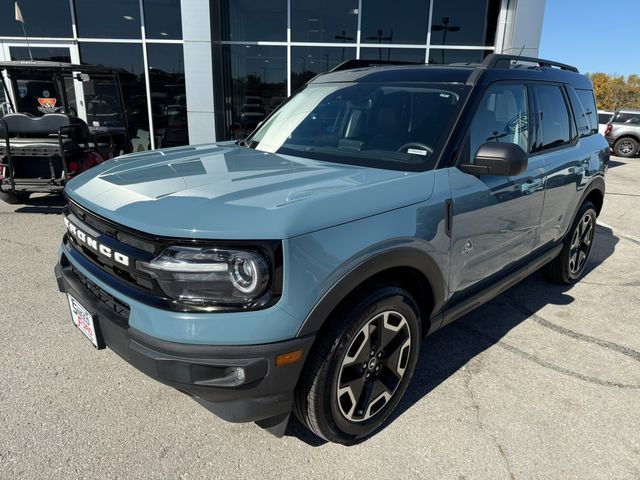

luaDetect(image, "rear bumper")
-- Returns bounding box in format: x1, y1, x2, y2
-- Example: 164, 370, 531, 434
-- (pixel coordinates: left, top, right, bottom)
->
54, 260, 315, 425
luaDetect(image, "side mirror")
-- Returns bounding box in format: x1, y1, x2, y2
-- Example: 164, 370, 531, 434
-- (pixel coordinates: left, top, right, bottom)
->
459, 142, 528, 176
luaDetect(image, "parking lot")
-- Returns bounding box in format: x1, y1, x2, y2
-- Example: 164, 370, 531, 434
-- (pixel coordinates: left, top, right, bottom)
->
1, 156, 639, 479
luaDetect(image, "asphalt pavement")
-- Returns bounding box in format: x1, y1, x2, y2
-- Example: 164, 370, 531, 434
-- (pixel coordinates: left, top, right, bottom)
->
0, 156, 639, 479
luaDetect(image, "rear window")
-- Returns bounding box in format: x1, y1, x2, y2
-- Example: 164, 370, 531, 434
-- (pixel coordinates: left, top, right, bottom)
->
534, 84, 571, 151
598, 112, 612, 125
611, 112, 640, 125
575, 89, 598, 134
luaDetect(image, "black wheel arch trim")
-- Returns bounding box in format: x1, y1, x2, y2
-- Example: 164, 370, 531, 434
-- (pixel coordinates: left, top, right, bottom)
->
574, 176, 605, 219
296, 246, 446, 338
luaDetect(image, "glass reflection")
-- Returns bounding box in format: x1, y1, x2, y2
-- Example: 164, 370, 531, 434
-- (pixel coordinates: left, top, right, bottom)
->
9, 47, 71, 63
75, 0, 141, 39
143, 0, 182, 39
80, 42, 150, 150
360, 0, 429, 45
360, 48, 426, 64
430, 0, 500, 46
0, 0, 72, 37
221, 45, 286, 140
291, 0, 358, 43
147, 44, 189, 147
291, 47, 356, 92
220, 0, 286, 41
428, 49, 492, 65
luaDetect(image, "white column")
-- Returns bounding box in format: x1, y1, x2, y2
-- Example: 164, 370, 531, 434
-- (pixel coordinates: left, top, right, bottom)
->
500, 0, 547, 57
181, 0, 216, 144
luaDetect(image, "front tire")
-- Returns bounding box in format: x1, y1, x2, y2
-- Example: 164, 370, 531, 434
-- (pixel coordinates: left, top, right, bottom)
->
543, 201, 597, 284
613, 137, 639, 158
294, 284, 421, 444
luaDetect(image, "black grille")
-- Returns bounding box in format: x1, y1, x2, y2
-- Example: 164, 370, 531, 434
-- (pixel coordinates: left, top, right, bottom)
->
71, 265, 131, 321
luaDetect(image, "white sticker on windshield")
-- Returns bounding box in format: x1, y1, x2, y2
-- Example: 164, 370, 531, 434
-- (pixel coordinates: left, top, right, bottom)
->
407, 148, 428, 156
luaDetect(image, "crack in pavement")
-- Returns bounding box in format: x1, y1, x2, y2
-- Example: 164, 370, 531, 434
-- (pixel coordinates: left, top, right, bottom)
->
507, 296, 640, 365
463, 359, 517, 480
0, 236, 43, 253
454, 321, 640, 390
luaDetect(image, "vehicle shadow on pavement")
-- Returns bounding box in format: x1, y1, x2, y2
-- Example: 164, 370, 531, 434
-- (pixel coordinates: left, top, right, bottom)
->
285, 225, 619, 446
14, 194, 66, 214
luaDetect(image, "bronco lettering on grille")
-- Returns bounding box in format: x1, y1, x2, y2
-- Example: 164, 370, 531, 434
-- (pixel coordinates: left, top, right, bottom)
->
64, 216, 130, 267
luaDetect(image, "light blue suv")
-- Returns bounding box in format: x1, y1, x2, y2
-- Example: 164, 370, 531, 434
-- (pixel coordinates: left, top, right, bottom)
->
55, 55, 608, 444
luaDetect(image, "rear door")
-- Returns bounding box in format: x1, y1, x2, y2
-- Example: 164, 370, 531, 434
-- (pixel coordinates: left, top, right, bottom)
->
533, 83, 590, 247
448, 82, 546, 296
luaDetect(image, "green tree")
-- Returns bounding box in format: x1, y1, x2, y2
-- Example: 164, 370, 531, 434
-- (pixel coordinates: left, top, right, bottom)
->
587, 73, 640, 111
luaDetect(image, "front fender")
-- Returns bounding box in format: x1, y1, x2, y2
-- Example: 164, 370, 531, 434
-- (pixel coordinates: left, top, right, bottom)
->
297, 244, 446, 337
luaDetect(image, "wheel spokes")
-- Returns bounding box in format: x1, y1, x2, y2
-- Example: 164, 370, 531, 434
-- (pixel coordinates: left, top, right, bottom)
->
336, 309, 412, 423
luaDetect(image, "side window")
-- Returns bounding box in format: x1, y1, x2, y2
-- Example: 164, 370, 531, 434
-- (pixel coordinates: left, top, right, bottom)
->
469, 84, 529, 162
575, 89, 598, 134
598, 113, 612, 125
567, 88, 591, 138
534, 85, 571, 151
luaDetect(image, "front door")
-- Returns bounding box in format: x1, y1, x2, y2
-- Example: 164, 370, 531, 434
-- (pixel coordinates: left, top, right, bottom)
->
448, 82, 546, 298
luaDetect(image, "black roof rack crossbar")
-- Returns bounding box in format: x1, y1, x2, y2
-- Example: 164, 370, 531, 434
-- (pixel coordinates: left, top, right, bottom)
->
481, 54, 579, 73
330, 59, 421, 72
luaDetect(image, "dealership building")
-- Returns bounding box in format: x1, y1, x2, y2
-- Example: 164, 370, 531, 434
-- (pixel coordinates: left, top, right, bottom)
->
0, 0, 546, 149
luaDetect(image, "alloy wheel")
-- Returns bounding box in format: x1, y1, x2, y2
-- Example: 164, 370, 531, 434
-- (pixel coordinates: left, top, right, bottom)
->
568, 212, 595, 275
336, 310, 412, 422
617, 140, 635, 156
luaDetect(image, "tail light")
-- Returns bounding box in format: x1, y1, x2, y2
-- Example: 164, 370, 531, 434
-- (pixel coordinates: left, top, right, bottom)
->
605, 124, 613, 136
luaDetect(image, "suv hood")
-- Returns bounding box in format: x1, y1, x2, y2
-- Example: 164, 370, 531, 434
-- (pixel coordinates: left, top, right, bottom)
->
65, 144, 435, 239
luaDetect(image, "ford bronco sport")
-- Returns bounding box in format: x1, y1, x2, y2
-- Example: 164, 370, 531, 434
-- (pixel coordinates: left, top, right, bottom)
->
55, 54, 608, 444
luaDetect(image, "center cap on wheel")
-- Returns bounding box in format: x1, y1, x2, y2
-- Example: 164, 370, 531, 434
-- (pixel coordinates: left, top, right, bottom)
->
367, 357, 378, 371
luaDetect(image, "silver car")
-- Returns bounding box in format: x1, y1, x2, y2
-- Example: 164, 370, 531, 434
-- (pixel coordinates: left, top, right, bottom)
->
604, 109, 640, 157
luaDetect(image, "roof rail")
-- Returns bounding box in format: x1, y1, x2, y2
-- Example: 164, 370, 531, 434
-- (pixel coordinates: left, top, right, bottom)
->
481, 54, 579, 73
330, 59, 420, 72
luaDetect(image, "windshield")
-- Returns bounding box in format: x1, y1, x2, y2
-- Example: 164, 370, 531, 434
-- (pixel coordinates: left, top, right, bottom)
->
244, 82, 468, 171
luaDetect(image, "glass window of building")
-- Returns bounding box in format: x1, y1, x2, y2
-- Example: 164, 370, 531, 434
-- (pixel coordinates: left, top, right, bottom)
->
147, 44, 189, 147
80, 43, 151, 151
75, 0, 141, 39
291, 46, 356, 92
219, 0, 286, 42
360, 48, 426, 64
428, 49, 492, 65
360, 0, 429, 46
291, 0, 358, 43
221, 45, 286, 140
430, 0, 501, 46
9, 47, 72, 63
0, 0, 73, 37
143, 0, 183, 39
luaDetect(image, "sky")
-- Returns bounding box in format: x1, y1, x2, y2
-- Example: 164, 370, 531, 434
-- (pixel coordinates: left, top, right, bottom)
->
539, 0, 638, 77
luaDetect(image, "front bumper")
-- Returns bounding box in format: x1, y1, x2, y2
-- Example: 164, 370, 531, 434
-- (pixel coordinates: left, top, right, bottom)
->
54, 259, 315, 427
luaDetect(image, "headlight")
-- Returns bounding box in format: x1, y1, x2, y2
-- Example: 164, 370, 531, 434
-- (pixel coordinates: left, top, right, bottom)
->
138, 246, 272, 309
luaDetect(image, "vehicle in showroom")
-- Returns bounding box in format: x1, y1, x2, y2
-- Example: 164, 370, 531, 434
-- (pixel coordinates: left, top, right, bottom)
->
604, 108, 640, 158
0, 61, 133, 204
55, 54, 608, 444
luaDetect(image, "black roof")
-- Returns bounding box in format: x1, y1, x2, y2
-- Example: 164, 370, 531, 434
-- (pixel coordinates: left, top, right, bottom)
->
310, 54, 593, 90
0, 60, 126, 75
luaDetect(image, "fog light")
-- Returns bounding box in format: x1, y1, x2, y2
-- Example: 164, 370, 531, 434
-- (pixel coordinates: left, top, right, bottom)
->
233, 366, 246, 383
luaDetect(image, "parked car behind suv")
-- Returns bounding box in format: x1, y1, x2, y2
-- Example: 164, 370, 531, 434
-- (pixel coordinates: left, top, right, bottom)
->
598, 110, 613, 135
604, 108, 640, 157
55, 55, 608, 444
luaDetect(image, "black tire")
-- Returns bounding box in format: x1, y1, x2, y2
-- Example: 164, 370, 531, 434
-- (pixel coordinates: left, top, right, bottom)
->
0, 191, 31, 205
543, 201, 597, 285
613, 137, 639, 158
293, 284, 421, 444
